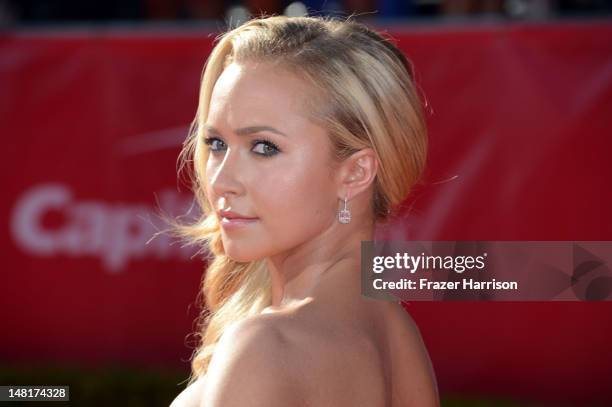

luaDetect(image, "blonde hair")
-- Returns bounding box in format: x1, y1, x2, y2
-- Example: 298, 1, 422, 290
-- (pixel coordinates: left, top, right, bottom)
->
170, 14, 428, 385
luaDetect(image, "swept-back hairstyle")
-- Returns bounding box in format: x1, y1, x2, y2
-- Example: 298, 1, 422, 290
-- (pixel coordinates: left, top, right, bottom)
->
171, 14, 428, 385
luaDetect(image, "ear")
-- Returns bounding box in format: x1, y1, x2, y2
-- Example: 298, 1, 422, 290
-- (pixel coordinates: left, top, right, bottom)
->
336, 148, 378, 201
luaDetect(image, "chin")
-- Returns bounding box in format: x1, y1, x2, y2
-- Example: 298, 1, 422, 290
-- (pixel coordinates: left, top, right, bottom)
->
222, 241, 267, 263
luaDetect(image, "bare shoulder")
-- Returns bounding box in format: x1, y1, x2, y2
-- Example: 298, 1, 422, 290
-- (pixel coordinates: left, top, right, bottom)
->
200, 315, 306, 407
385, 302, 440, 407
266, 303, 390, 406
386, 301, 425, 340
219, 307, 385, 406
169, 376, 207, 407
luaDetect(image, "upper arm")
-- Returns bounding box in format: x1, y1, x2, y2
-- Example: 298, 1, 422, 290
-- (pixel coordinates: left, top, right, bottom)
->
201, 319, 304, 407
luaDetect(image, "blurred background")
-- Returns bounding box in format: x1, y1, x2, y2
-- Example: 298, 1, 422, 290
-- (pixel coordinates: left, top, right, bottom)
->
1, 0, 611, 406
1, 0, 612, 23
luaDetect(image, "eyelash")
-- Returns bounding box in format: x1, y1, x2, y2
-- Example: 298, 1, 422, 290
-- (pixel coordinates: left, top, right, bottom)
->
203, 136, 281, 157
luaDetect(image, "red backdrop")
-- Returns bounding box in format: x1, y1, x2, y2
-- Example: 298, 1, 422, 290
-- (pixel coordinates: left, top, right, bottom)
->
1, 20, 611, 405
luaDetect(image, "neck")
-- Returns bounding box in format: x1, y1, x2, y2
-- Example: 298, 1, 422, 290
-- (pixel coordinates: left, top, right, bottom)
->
265, 220, 375, 309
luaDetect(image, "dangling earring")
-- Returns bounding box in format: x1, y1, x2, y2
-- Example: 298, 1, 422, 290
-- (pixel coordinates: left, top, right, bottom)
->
338, 195, 351, 224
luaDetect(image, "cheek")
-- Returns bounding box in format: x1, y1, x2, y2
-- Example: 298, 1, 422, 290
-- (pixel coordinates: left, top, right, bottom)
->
204, 156, 220, 207
257, 164, 335, 229
221, 173, 333, 262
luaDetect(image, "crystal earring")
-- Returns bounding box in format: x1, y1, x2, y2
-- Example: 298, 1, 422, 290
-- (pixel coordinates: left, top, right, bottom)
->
338, 196, 351, 224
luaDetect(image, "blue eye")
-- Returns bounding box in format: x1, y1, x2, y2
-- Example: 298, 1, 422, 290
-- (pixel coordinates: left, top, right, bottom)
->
203, 137, 280, 157
203, 137, 226, 152
251, 138, 280, 157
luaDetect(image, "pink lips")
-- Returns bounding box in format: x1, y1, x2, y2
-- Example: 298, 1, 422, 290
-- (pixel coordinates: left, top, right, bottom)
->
218, 210, 258, 230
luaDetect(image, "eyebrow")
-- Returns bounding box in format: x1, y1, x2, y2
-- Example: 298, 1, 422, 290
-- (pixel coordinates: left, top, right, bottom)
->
204, 124, 288, 138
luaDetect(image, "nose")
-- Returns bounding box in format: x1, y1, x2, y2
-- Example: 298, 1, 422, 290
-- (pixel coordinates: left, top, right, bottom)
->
207, 146, 244, 198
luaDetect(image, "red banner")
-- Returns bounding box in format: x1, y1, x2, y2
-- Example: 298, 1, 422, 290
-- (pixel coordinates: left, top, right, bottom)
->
1, 20, 611, 404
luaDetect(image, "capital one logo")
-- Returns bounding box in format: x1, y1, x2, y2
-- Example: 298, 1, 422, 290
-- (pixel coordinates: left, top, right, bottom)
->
10, 183, 197, 272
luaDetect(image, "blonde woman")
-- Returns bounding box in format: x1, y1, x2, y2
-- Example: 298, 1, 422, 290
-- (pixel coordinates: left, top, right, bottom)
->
170, 14, 439, 407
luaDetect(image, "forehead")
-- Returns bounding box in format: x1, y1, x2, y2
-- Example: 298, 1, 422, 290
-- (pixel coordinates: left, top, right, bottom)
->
207, 61, 313, 123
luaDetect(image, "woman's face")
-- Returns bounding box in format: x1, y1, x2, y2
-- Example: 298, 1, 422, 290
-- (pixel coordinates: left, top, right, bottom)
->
203, 61, 340, 262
